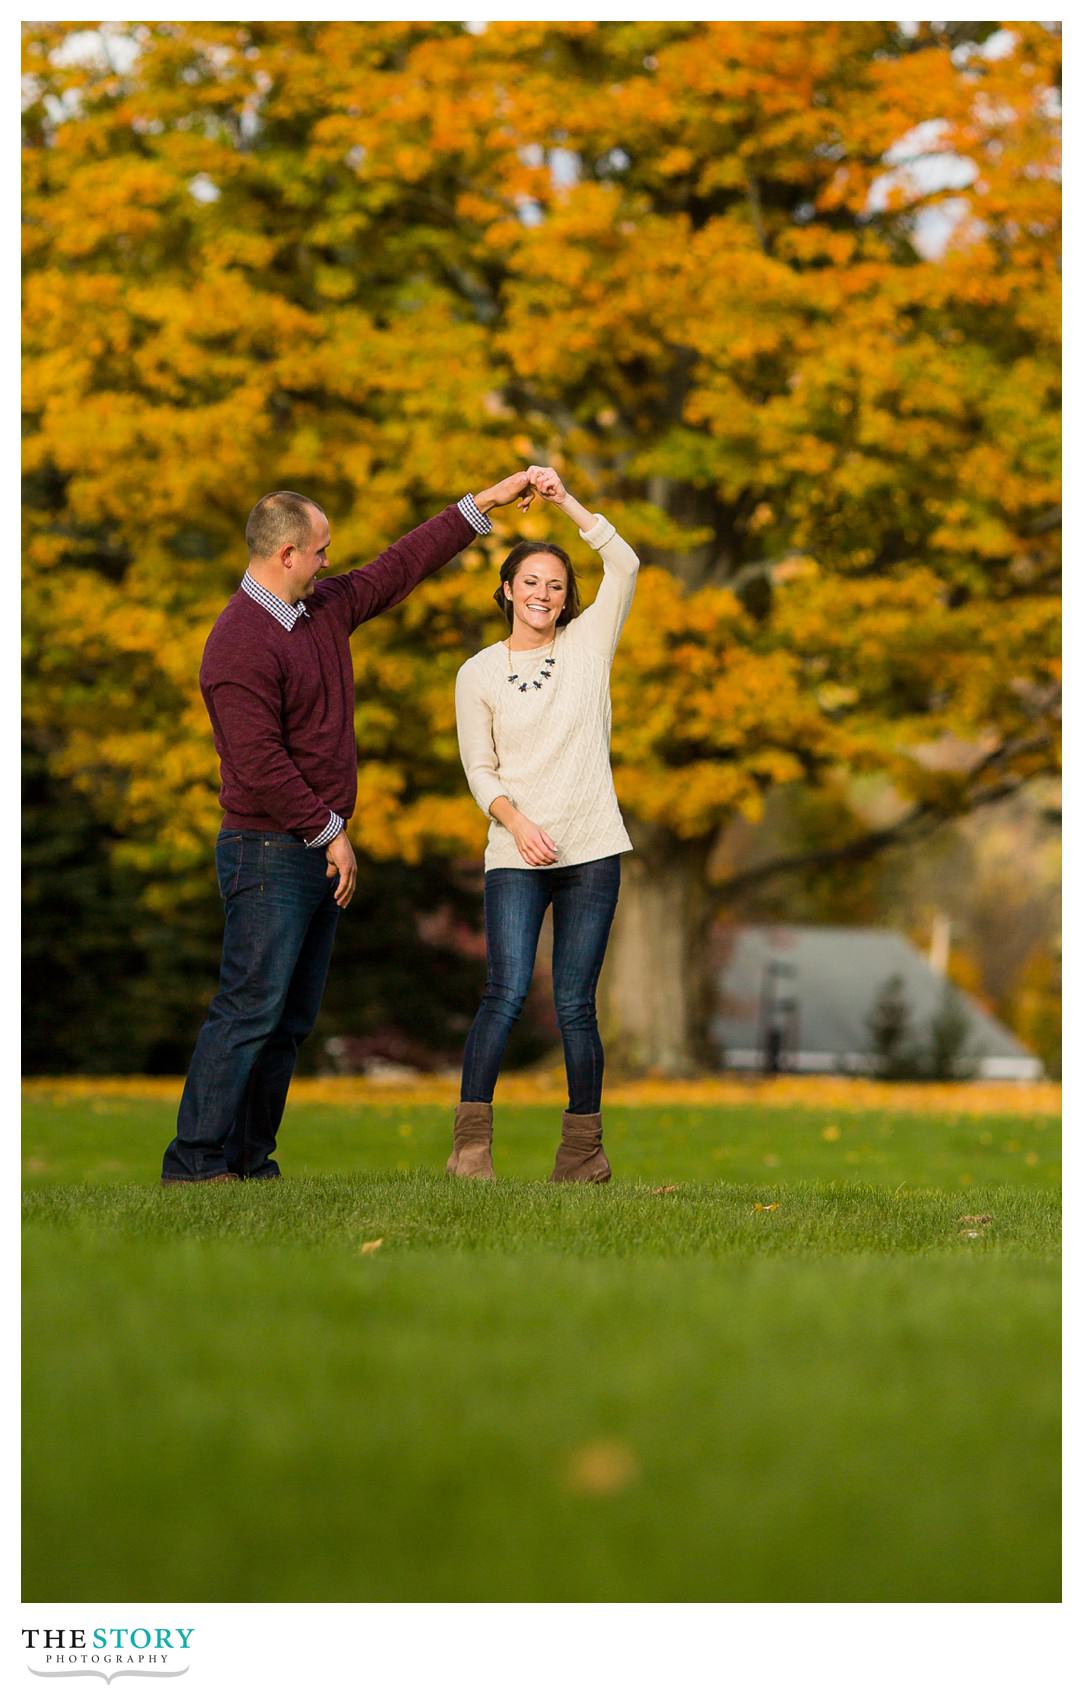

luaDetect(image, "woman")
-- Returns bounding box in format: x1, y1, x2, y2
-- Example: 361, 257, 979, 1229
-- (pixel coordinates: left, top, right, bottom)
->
450, 465, 639, 1182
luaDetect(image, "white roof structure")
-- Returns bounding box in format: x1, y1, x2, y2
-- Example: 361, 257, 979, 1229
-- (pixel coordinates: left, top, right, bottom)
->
710, 924, 1043, 1081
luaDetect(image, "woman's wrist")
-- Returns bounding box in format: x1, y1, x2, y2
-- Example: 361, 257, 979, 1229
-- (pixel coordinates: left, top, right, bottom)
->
489, 796, 520, 828
556, 492, 595, 531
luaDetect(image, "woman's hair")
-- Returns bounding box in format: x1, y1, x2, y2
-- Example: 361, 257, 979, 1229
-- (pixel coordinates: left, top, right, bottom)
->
492, 541, 581, 630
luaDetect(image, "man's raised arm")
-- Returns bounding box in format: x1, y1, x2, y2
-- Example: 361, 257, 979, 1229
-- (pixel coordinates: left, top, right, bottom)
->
325, 472, 539, 631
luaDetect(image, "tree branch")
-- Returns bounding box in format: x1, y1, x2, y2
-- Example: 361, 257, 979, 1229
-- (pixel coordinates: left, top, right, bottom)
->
713, 731, 1059, 903
713, 801, 939, 902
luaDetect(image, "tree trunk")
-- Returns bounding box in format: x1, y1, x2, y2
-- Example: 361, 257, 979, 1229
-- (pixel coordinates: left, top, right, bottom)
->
598, 819, 717, 1075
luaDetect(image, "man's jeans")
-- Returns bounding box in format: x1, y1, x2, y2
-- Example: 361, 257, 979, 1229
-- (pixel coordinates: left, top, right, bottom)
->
460, 854, 622, 1115
162, 832, 340, 1180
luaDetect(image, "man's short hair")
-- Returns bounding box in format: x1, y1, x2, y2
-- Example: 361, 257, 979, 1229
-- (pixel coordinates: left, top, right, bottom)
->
245, 491, 325, 559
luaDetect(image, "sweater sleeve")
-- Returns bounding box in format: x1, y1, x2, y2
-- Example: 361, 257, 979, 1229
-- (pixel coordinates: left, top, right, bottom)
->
569, 514, 640, 659
318, 503, 478, 632
207, 679, 341, 841
455, 661, 508, 818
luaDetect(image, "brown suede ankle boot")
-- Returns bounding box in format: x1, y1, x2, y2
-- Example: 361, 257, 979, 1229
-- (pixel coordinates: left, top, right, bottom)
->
446, 1101, 495, 1179
549, 1111, 611, 1183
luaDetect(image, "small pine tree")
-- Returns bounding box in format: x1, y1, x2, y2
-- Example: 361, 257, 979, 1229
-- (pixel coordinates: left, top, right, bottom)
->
924, 983, 975, 1081
865, 974, 920, 1080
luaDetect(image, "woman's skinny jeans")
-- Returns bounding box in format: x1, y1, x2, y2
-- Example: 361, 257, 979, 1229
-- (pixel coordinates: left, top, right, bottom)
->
460, 854, 621, 1115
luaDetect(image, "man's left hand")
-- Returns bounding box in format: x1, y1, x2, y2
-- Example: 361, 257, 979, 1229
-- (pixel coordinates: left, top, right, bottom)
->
324, 830, 357, 909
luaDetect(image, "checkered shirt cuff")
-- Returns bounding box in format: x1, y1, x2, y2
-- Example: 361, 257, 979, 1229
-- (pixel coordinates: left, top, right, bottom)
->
305, 812, 344, 850
457, 493, 492, 536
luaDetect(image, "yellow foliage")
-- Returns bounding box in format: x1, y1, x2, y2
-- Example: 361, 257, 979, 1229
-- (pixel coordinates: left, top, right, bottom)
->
24, 1074, 1062, 1118
21, 18, 1059, 894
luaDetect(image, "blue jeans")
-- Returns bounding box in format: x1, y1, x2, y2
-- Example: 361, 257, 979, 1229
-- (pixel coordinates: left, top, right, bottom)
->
460, 854, 622, 1115
161, 832, 340, 1180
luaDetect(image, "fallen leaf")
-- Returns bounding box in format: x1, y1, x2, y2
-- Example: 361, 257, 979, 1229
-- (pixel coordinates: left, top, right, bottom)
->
653, 1185, 680, 1195
563, 1440, 640, 1497
359, 1238, 384, 1255
959, 1213, 993, 1225
752, 1202, 780, 1213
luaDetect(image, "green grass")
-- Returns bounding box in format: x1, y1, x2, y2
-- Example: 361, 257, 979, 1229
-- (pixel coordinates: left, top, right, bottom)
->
21, 1097, 1062, 1190
22, 1098, 1060, 1603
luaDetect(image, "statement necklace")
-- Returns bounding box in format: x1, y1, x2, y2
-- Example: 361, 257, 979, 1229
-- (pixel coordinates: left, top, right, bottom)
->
506, 627, 558, 692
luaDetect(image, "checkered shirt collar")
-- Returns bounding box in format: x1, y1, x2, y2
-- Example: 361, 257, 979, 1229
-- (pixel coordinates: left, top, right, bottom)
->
240, 570, 308, 630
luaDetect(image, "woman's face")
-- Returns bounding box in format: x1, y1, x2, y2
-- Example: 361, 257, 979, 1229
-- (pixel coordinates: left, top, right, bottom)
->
504, 553, 568, 638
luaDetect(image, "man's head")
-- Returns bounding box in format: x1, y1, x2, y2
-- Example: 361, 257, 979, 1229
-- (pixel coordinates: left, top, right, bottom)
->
245, 491, 330, 604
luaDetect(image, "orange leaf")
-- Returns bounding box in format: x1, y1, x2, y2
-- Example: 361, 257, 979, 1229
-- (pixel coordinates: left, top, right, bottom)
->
562, 1440, 640, 1497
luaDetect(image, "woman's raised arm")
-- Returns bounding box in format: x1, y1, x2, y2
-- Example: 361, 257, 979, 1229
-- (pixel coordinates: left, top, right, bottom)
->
526, 466, 639, 659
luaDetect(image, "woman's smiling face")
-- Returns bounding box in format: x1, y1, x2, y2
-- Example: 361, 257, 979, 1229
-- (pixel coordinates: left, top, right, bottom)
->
504, 552, 568, 640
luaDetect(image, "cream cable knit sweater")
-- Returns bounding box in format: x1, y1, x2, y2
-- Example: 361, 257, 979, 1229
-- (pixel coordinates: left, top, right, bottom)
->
455, 514, 639, 872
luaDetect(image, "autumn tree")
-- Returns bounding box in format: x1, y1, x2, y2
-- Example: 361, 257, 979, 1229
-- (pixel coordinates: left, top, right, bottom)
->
22, 21, 1060, 1072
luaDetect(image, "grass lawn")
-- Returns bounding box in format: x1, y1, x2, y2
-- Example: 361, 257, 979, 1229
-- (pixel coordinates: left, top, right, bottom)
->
22, 1085, 1060, 1603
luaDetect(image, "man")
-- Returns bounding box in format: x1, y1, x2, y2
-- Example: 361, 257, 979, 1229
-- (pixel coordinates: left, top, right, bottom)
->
161, 472, 538, 1183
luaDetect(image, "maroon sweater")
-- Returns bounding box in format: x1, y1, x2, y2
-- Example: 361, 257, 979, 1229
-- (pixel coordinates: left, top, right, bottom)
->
201, 503, 476, 838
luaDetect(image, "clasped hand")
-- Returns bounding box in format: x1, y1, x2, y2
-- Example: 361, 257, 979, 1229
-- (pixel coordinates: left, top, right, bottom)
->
481, 465, 567, 514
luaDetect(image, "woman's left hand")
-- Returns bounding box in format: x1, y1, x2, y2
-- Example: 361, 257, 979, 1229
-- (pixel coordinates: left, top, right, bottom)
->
525, 465, 567, 505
